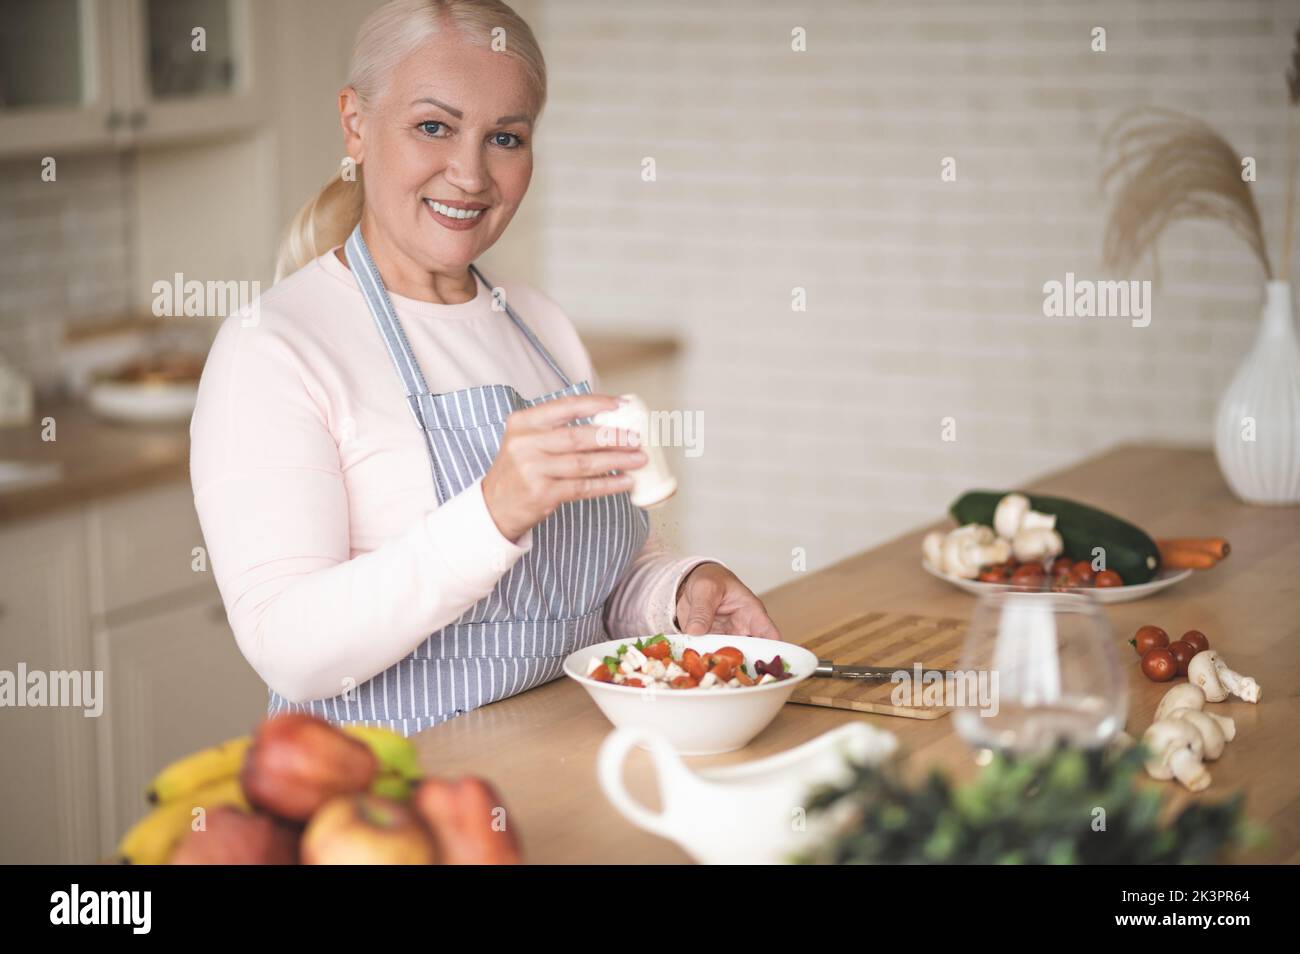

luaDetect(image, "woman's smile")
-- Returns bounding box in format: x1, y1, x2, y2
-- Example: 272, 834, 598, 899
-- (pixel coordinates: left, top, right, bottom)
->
423, 197, 489, 230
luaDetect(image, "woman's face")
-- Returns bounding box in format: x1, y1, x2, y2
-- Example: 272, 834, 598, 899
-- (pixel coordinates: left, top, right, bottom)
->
342, 31, 536, 280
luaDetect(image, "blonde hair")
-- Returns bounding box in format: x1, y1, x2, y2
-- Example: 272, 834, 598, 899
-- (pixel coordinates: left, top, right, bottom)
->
274, 0, 547, 282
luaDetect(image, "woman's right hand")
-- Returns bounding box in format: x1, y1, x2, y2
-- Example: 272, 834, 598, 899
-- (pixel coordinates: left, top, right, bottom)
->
481, 393, 647, 542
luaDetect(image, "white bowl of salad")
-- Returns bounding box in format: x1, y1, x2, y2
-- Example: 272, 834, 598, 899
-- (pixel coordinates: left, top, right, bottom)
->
562, 633, 818, 755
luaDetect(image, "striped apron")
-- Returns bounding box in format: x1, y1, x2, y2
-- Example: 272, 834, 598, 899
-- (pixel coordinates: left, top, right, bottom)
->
268, 224, 649, 735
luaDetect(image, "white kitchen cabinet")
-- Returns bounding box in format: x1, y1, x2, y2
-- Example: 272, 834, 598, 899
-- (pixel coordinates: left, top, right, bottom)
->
0, 0, 119, 156
84, 480, 215, 617
93, 590, 268, 858
0, 481, 268, 862
0, 510, 99, 864
0, 0, 268, 159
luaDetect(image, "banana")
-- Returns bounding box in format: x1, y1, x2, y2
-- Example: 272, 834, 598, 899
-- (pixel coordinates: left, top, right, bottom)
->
342, 724, 422, 781
118, 777, 249, 864
146, 736, 251, 804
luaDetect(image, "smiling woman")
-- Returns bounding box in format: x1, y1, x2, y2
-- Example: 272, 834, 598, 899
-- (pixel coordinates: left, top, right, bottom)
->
273, 0, 545, 290
190, 0, 779, 737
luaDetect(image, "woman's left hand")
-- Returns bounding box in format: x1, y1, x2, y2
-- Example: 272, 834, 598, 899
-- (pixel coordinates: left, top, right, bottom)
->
674, 563, 781, 639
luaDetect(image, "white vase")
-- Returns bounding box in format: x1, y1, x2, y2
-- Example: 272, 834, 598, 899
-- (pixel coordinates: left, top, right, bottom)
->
1213, 280, 1300, 505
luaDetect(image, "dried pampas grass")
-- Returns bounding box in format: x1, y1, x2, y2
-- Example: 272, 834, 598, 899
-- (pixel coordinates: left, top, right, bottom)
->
1100, 107, 1274, 280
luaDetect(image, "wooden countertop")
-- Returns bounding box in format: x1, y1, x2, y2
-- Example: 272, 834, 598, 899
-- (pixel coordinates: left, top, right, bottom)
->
0, 332, 680, 526
412, 442, 1300, 864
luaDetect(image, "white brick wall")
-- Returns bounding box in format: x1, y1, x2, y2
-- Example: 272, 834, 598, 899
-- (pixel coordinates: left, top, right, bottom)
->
0, 153, 137, 392
529, 0, 1296, 592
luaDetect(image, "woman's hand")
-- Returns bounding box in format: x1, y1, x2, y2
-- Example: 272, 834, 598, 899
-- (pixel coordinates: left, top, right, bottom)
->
481, 393, 646, 542
675, 563, 781, 639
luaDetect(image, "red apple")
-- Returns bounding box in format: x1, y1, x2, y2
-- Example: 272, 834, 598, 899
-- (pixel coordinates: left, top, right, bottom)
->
413, 777, 522, 865
240, 713, 377, 822
301, 793, 437, 865
170, 806, 299, 865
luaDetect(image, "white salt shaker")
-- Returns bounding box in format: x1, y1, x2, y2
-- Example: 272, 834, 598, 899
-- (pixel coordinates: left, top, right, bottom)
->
591, 393, 677, 509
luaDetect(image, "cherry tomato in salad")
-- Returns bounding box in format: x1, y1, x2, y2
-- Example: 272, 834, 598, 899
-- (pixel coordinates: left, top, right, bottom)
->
680, 648, 707, 680
591, 664, 613, 683
643, 640, 672, 661
713, 647, 745, 668
710, 657, 736, 682
1141, 647, 1178, 682
1094, 569, 1123, 588
1167, 640, 1195, 676
1132, 625, 1169, 656
670, 675, 699, 689
1181, 630, 1210, 654
1070, 561, 1096, 585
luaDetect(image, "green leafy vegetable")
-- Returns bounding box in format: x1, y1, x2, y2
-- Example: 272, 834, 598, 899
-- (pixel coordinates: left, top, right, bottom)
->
791, 743, 1264, 865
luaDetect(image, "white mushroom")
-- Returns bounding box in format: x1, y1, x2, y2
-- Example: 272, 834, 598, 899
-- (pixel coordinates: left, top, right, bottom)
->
1020, 510, 1058, 532
1164, 708, 1227, 761
1142, 718, 1210, 791
922, 531, 944, 569
993, 493, 1030, 540
981, 537, 1012, 566
941, 524, 996, 579
1153, 683, 1236, 740
1188, 650, 1261, 704
1011, 527, 1064, 563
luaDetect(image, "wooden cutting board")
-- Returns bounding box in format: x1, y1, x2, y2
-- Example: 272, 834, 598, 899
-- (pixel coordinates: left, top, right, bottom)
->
787, 610, 969, 719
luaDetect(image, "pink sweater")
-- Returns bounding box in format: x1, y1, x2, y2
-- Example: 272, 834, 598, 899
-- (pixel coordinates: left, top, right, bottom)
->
190, 248, 718, 704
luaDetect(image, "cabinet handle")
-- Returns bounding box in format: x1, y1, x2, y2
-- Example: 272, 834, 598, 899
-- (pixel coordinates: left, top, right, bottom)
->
0, 600, 6, 621
208, 603, 228, 625
129, 110, 148, 130
106, 110, 125, 130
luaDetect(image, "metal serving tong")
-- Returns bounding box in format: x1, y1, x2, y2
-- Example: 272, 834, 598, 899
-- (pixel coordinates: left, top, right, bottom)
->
814, 660, 959, 681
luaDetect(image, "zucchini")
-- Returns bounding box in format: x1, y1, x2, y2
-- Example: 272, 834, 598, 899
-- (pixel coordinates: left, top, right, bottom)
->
949, 490, 1161, 584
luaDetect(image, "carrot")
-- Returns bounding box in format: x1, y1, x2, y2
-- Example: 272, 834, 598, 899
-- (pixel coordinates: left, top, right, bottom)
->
1156, 537, 1230, 560
1157, 543, 1219, 570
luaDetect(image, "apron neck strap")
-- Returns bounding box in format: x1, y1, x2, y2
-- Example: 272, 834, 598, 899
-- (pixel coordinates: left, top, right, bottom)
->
344, 224, 431, 399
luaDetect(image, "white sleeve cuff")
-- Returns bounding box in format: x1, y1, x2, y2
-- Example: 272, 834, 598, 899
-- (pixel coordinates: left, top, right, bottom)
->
426, 476, 532, 594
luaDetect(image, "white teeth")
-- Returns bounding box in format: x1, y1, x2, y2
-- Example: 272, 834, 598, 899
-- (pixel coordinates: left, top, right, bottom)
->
426, 199, 483, 219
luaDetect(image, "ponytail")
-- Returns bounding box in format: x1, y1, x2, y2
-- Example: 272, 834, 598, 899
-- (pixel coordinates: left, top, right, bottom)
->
274, 165, 365, 284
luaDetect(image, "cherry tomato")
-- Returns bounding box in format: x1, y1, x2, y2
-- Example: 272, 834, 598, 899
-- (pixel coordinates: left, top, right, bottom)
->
680, 648, 707, 680
1167, 640, 1196, 676
978, 567, 1006, 583
1010, 564, 1046, 586
643, 640, 671, 660
1050, 555, 1075, 576
591, 664, 613, 683
1132, 625, 1169, 656
710, 657, 736, 682
1094, 570, 1124, 588
623, 677, 645, 688
670, 675, 699, 689
1181, 630, 1210, 654
1141, 647, 1178, 682
1070, 561, 1096, 585
713, 647, 745, 668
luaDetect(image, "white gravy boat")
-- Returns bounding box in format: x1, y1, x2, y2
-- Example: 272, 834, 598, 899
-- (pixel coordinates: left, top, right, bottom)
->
597, 721, 898, 864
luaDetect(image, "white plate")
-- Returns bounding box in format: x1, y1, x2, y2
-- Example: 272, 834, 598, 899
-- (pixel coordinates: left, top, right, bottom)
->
563, 634, 817, 755
87, 380, 198, 423
921, 559, 1193, 604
